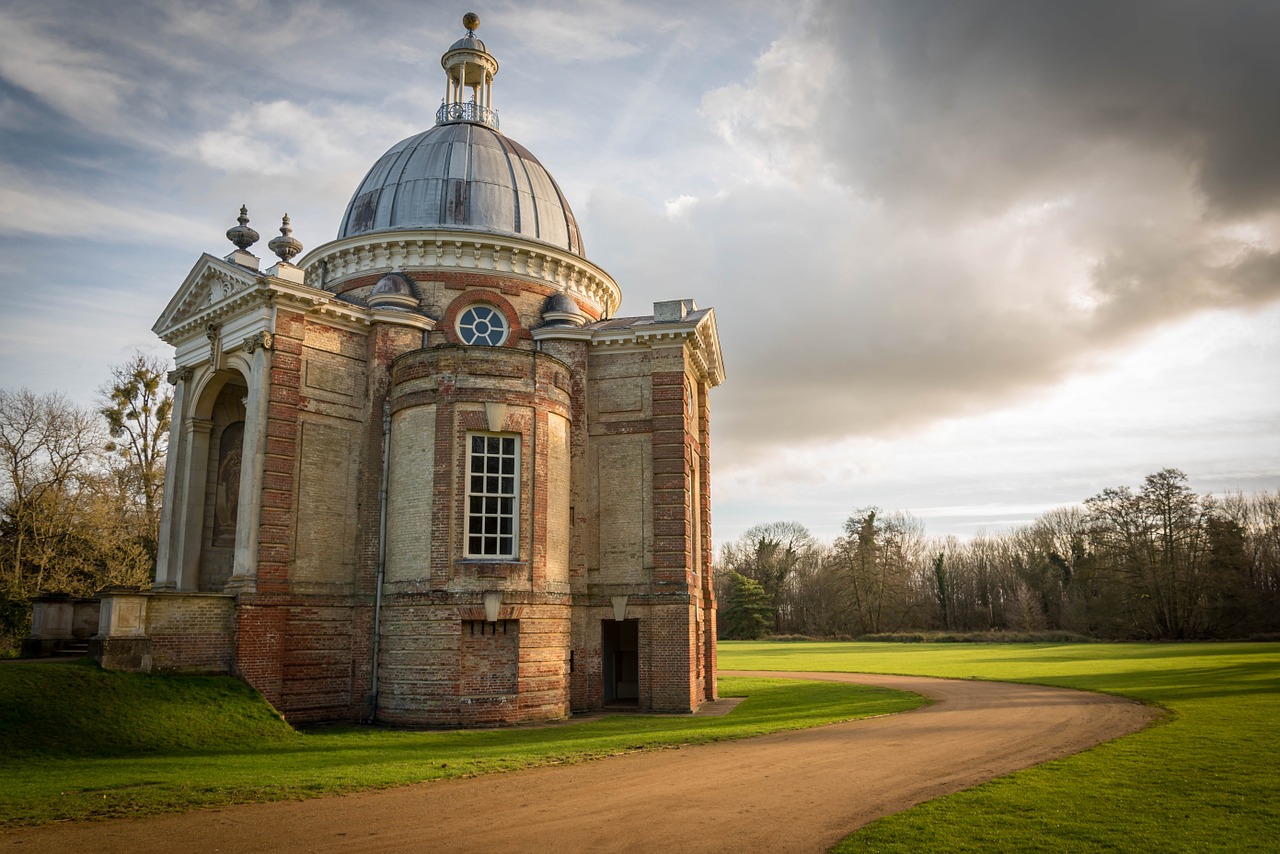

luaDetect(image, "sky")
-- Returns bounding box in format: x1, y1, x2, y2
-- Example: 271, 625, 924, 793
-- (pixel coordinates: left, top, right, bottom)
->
1, 0, 1278, 547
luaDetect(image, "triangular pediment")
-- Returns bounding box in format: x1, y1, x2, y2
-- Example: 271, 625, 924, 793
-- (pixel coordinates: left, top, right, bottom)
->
153, 254, 261, 341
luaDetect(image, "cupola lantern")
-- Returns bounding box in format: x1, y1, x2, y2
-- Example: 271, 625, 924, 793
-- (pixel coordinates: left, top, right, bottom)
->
438, 12, 499, 129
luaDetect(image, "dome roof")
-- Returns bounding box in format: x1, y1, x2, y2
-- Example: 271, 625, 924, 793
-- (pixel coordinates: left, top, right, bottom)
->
448, 34, 486, 52
540, 291, 586, 326
542, 292, 578, 314
370, 272, 416, 297
338, 123, 584, 256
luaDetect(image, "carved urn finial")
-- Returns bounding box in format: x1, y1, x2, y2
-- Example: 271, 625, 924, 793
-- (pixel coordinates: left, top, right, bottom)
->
268, 213, 303, 263
226, 205, 260, 251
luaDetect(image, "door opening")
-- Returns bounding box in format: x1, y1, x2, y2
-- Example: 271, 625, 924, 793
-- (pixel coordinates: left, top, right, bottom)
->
601, 619, 639, 707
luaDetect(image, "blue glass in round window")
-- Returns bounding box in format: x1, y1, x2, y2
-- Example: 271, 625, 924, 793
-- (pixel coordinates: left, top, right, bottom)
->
457, 304, 508, 346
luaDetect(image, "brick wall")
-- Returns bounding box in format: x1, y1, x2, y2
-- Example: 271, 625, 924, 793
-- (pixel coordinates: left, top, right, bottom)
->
374, 598, 571, 726
236, 602, 286, 707
257, 309, 304, 594
461, 621, 519, 694
280, 602, 358, 722
699, 380, 718, 700
145, 594, 235, 673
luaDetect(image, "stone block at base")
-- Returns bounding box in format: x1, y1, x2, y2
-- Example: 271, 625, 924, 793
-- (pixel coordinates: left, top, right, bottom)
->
96, 636, 154, 672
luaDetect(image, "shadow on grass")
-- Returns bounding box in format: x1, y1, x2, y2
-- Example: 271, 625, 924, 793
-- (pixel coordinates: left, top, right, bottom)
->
1029, 661, 1280, 702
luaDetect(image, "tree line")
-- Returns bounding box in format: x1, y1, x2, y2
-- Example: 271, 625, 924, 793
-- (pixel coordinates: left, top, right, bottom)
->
0, 355, 170, 653
717, 469, 1280, 641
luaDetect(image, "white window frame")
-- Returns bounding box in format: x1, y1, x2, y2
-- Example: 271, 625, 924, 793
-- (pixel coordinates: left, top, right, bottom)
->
456, 303, 509, 346
465, 432, 520, 559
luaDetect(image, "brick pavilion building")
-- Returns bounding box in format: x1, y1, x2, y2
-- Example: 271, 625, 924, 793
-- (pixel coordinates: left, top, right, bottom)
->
94, 14, 725, 726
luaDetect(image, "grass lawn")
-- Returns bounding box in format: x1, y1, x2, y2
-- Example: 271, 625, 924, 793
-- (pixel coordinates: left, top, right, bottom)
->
721, 640, 1280, 853
0, 661, 922, 826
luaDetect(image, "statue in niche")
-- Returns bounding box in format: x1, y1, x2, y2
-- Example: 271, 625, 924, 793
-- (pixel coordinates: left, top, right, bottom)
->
212, 421, 244, 547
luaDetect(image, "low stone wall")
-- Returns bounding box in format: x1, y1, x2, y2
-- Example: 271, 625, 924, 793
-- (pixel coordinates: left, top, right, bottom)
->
96, 591, 235, 674
21, 597, 101, 657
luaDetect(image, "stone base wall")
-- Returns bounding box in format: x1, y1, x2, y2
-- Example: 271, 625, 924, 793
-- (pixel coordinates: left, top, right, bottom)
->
376, 594, 571, 727
96, 636, 154, 671
234, 596, 373, 725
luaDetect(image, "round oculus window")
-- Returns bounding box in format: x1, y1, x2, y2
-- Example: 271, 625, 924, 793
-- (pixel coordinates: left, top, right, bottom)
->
456, 304, 509, 346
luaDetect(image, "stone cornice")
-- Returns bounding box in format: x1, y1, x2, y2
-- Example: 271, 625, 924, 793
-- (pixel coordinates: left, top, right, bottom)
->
530, 325, 596, 343
296, 229, 622, 317
154, 254, 384, 345
371, 307, 436, 332
579, 310, 726, 386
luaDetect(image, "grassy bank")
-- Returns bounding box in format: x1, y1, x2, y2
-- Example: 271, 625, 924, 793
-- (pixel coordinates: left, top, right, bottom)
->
721, 640, 1280, 853
0, 662, 922, 826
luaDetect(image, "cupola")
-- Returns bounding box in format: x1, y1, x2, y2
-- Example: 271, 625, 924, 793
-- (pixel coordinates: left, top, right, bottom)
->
438, 12, 499, 130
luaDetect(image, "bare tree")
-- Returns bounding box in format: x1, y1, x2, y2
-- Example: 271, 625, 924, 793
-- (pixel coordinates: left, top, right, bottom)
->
1085, 469, 1227, 638
717, 522, 816, 633
716, 472, 1278, 641
1, 386, 164, 650
99, 352, 171, 558
0, 389, 103, 591
834, 508, 928, 634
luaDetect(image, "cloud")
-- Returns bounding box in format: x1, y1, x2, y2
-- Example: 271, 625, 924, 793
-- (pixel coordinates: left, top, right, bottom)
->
0, 164, 207, 241
597, 0, 1280, 464
3, 0, 1277, 534
191, 99, 420, 178
0, 7, 132, 129
491, 0, 679, 63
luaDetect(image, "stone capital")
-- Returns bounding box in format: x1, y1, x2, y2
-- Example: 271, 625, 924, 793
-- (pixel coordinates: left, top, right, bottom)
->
242, 331, 274, 353
166, 367, 193, 386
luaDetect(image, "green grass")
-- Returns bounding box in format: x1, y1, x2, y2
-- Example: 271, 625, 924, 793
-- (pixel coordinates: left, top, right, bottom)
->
0, 662, 922, 826
720, 640, 1280, 853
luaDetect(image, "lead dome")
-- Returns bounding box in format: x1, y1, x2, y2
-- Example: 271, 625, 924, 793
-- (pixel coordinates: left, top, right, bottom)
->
336, 11, 582, 255
338, 123, 583, 255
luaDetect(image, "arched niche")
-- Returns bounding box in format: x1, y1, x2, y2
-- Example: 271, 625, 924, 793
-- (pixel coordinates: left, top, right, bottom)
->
195, 372, 248, 592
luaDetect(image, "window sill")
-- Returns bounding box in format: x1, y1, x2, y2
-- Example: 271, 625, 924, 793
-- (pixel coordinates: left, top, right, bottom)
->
456, 559, 527, 579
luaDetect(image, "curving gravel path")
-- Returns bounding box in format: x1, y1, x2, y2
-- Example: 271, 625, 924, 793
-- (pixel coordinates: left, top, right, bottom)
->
1, 671, 1156, 854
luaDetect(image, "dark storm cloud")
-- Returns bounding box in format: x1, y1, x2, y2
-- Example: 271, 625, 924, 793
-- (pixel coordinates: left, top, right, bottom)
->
632, 0, 1280, 461
807, 0, 1280, 218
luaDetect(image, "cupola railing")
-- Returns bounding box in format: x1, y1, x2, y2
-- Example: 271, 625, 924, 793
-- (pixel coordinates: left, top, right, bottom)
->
436, 101, 500, 130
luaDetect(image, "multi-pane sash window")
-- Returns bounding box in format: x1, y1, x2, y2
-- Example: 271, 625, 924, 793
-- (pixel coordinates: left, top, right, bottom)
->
467, 433, 518, 558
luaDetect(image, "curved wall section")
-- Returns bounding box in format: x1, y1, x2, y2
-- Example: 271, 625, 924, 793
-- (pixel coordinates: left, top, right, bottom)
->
385, 404, 436, 584
376, 344, 574, 726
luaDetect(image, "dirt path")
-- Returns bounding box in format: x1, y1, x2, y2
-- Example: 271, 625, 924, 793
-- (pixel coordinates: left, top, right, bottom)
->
1, 671, 1156, 854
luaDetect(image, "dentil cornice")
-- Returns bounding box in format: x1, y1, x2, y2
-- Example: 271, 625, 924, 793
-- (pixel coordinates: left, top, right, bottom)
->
297, 229, 622, 318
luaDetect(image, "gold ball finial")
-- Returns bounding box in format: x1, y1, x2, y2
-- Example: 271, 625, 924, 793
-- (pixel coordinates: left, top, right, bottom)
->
463, 12, 480, 32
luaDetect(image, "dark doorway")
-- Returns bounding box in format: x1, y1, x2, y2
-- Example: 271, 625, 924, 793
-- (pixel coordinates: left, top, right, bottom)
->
601, 619, 639, 706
